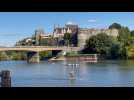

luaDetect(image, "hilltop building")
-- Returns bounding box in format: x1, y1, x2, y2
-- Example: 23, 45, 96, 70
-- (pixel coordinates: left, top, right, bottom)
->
34, 29, 54, 46
53, 23, 79, 46
34, 28, 45, 45
78, 28, 119, 47
53, 23, 78, 37
53, 23, 118, 47
16, 23, 119, 48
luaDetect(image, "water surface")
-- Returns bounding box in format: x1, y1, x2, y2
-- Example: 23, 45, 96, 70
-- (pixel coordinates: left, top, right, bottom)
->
0, 60, 134, 87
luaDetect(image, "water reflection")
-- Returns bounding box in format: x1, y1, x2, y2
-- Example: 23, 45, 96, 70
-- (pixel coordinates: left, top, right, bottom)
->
66, 63, 81, 86
0, 60, 134, 86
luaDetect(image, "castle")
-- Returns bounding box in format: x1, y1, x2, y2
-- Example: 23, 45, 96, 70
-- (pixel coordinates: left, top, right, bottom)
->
78, 28, 119, 47
16, 23, 119, 47
53, 24, 79, 38
53, 23, 119, 47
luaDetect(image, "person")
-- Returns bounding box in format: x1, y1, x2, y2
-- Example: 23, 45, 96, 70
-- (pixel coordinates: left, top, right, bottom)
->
69, 70, 75, 80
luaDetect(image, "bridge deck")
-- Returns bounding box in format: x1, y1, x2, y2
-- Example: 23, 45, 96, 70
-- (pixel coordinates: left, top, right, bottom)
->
0, 46, 80, 52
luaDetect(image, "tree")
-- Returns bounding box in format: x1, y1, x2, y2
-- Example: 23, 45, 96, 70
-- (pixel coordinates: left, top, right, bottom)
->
85, 33, 113, 56
109, 23, 122, 29
130, 30, 134, 37
39, 51, 52, 60
110, 42, 122, 59
128, 37, 134, 46
83, 33, 126, 59
117, 27, 131, 46
116, 26, 131, 59
0, 52, 9, 60
63, 33, 71, 46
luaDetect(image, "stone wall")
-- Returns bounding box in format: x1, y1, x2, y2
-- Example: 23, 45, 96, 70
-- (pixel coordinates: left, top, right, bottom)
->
78, 28, 119, 47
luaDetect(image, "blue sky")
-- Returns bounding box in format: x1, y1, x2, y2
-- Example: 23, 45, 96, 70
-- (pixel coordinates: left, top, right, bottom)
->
0, 12, 134, 46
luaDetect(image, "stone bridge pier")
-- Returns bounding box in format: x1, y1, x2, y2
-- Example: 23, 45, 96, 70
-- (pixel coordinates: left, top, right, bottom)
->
27, 51, 40, 63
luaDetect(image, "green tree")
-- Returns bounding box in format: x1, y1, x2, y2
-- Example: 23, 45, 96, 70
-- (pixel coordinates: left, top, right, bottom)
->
109, 23, 122, 29
83, 33, 125, 59
85, 33, 113, 57
110, 42, 122, 59
128, 37, 134, 45
63, 33, 71, 46
0, 52, 9, 60
116, 26, 132, 59
8, 51, 27, 60
39, 51, 52, 60
130, 30, 134, 37
117, 27, 131, 46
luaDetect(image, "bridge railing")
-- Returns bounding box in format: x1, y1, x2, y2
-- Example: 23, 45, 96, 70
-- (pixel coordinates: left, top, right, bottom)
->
0, 46, 80, 48
7, 46, 68, 48
0, 46, 81, 52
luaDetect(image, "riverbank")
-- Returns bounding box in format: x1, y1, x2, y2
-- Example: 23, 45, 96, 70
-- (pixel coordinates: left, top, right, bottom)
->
0, 50, 134, 62
48, 56, 65, 61
48, 54, 98, 63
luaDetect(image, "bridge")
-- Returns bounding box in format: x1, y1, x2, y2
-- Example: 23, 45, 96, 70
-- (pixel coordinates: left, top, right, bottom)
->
0, 46, 80, 52
0, 46, 81, 63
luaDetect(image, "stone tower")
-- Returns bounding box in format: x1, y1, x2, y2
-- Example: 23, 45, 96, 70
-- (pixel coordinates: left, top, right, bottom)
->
35, 28, 45, 45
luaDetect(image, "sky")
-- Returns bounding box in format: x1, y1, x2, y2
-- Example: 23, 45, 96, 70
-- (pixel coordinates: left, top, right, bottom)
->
0, 12, 134, 46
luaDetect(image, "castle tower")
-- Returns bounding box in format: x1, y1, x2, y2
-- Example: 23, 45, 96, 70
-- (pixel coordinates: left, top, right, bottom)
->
35, 28, 45, 45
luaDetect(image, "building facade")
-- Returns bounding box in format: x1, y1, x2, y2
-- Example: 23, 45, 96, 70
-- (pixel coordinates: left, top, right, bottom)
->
53, 24, 79, 46
78, 28, 119, 47
53, 24, 78, 37
16, 23, 119, 48
35, 29, 45, 45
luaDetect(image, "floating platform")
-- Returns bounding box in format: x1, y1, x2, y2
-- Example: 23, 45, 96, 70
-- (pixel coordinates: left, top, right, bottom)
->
65, 54, 98, 63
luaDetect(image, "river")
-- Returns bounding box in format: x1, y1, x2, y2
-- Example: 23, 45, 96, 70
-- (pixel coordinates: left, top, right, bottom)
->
0, 60, 134, 87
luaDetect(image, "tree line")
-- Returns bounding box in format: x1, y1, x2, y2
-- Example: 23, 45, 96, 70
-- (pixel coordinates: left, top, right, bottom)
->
81, 23, 134, 59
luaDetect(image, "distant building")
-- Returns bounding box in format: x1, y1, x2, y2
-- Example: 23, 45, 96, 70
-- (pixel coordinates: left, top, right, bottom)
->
16, 23, 119, 48
53, 24, 119, 47
53, 23, 79, 46
78, 28, 119, 47
35, 28, 45, 45
53, 23, 78, 37
39, 34, 56, 46
34, 29, 56, 46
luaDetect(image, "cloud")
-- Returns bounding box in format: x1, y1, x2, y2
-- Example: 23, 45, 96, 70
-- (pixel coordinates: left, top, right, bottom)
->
66, 21, 73, 25
88, 19, 97, 23
66, 21, 77, 25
